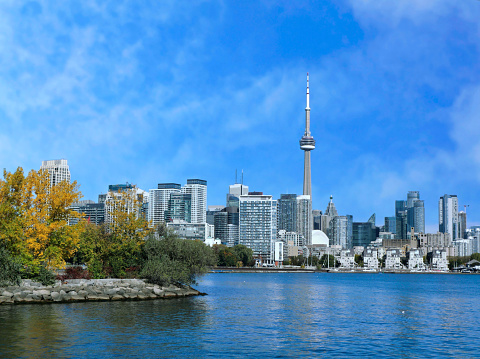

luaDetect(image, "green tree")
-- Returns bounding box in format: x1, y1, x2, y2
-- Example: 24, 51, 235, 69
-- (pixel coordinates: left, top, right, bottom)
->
0, 247, 22, 286
141, 225, 216, 286
470, 253, 480, 262
233, 244, 254, 267
213, 244, 237, 267
318, 254, 339, 268
354, 254, 364, 267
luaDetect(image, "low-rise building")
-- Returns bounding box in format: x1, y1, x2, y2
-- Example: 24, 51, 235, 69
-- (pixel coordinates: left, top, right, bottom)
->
363, 247, 378, 269
338, 249, 356, 269
428, 249, 449, 271
385, 248, 403, 270
407, 249, 425, 270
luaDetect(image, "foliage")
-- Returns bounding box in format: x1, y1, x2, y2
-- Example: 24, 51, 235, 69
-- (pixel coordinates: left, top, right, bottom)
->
354, 254, 364, 267
141, 225, 216, 286
0, 247, 22, 286
57, 266, 92, 281
233, 244, 254, 267
470, 253, 480, 262
448, 256, 471, 270
213, 244, 255, 267
318, 254, 339, 268
36, 265, 57, 286
0, 167, 83, 270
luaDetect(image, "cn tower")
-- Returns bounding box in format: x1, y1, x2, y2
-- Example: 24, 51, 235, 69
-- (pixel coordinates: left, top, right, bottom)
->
299, 73, 315, 197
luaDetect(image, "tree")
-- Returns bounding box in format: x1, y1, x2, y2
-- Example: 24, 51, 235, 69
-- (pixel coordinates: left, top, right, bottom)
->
354, 254, 364, 267
213, 244, 237, 267
141, 225, 216, 286
0, 167, 83, 270
319, 254, 339, 268
233, 244, 254, 267
470, 253, 480, 262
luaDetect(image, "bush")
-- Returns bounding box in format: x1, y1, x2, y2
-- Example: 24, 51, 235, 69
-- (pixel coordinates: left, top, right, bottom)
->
0, 247, 22, 286
57, 266, 92, 281
141, 228, 216, 286
36, 265, 57, 286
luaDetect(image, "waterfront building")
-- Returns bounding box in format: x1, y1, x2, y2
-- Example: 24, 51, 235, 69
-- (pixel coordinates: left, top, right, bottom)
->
427, 249, 449, 271
278, 230, 300, 258
148, 183, 181, 227
182, 179, 207, 224
352, 214, 377, 248
439, 194, 459, 240
69, 200, 105, 225
239, 194, 277, 263
330, 215, 353, 249
385, 248, 403, 270
407, 249, 425, 270
454, 238, 472, 257
40, 159, 71, 188
164, 193, 192, 223
466, 227, 480, 254
338, 249, 356, 269
416, 232, 452, 249
166, 221, 214, 242
274, 241, 284, 264
363, 247, 379, 269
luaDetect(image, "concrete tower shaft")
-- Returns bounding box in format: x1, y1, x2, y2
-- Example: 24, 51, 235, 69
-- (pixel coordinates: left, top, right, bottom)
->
299, 73, 315, 197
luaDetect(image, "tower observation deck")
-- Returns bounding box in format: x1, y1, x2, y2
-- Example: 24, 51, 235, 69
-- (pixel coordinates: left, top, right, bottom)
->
300, 73, 315, 197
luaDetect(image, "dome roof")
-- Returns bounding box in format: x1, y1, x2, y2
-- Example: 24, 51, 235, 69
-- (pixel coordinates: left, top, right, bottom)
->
312, 230, 329, 246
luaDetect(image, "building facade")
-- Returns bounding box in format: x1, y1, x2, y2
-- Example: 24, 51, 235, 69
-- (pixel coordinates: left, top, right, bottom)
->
40, 159, 71, 188
148, 183, 182, 227
439, 194, 459, 240
182, 179, 207, 224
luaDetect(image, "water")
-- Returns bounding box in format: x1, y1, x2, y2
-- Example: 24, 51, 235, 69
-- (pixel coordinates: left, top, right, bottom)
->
1, 273, 479, 358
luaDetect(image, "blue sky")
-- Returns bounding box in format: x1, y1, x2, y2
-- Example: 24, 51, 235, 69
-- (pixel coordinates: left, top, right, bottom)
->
1, 0, 480, 231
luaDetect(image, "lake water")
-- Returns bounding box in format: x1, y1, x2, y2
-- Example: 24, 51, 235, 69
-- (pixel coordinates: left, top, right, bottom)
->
1, 273, 479, 358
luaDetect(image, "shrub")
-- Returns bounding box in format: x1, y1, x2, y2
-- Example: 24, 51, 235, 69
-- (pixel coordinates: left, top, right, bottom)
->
36, 265, 57, 286
0, 247, 22, 286
57, 266, 92, 281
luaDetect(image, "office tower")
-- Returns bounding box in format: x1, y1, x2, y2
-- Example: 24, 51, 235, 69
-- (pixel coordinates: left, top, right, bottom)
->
277, 194, 297, 233
214, 207, 239, 246
439, 194, 459, 240
313, 210, 322, 230
226, 183, 249, 208
384, 216, 396, 234
164, 193, 192, 223
296, 195, 312, 246
321, 195, 338, 236
148, 183, 181, 227
40, 159, 71, 187
206, 205, 225, 225
330, 215, 353, 249
69, 200, 105, 226
239, 194, 277, 263
352, 214, 377, 248
299, 73, 315, 197
181, 179, 207, 224
406, 191, 425, 233
395, 200, 407, 239
458, 211, 467, 239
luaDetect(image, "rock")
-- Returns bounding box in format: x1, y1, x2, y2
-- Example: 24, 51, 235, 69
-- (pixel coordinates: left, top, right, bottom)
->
78, 290, 88, 298
0, 296, 14, 304
70, 295, 84, 301
1, 291, 13, 298
163, 291, 177, 298
111, 295, 124, 301
153, 288, 163, 296
51, 292, 62, 301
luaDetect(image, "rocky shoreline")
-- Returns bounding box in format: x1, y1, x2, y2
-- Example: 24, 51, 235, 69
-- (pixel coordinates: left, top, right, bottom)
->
0, 279, 205, 305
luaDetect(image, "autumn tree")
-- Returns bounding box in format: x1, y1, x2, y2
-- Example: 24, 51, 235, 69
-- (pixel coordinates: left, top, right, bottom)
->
0, 167, 82, 270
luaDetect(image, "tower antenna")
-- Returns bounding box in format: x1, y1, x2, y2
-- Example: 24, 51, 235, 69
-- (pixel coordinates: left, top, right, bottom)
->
235, 169, 238, 184
241, 169, 244, 185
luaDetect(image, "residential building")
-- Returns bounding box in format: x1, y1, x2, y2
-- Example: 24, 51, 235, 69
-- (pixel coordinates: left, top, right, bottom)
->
454, 238, 472, 257
407, 249, 425, 270
148, 183, 181, 227
338, 249, 356, 268
385, 248, 403, 270
239, 194, 277, 263
330, 215, 353, 249
395, 200, 407, 239
277, 194, 297, 233
458, 211, 467, 239
363, 247, 379, 269
427, 249, 449, 271
69, 200, 105, 225
166, 221, 214, 242
384, 216, 396, 234
439, 194, 459, 240
182, 179, 207, 224
296, 195, 312, 246
352, 214, 377, 248
40, 159, 71, 188
164, 193, 192, 223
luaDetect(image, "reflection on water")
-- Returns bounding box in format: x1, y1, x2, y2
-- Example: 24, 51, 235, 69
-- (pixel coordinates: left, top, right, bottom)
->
1, 273, 479, 358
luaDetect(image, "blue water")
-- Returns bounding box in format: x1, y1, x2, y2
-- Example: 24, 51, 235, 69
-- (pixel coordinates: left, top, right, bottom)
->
1, 273, 479, 358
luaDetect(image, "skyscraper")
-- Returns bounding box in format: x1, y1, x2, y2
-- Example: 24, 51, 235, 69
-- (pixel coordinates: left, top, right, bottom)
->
406, 191, 425, 233
148, 183, 181, 227
458, 211, 467, 239
164, 193, 192, 223
353, 214, 377, 248
181, 179, 207, 224
40, 159, 71, 187
439, 194, 459, 240
395, 200, 407, 239
299, 73, 315, 197
296, 195, 312, 246
330, 215, 353, 249
277, 194, 297, 233
239, 194, 277, 263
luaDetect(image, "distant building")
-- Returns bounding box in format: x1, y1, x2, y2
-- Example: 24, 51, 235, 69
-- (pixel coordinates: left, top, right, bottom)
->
206, 205, 225, 225
239, 194, 277, 263
164, 193, 192, 223
296, 195, 312, 246
277, 194, 297, 233
167, 221, 214, 242
458, 211, 467, 239
321, 195, 338, 236
363, 247, 379, 269
330, 215, 353, 249
395, 200, 408, 239
384, 216, 396, 234
338, 249, 356, 268
385, 248, 403, 270
454, 238, 472, 257
406, 191, 425, 234
428, 249, 448, 271
312, 209, 322, 230
407, 249, 425, 270
352, 214, 377, 248
69, 200, 105, 225
439, 194, 459, 240
182, 179, 207, 224
40, 159, 71, 188
148, 183, 181, 227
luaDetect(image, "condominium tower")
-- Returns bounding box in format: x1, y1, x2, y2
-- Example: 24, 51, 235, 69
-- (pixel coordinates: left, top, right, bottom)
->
40, 159, 70, 187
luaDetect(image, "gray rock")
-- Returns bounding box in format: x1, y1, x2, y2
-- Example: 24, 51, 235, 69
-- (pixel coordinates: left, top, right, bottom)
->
1, 291, 13, 298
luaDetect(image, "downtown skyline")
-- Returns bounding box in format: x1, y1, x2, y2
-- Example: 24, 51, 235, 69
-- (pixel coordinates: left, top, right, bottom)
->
1, 1, 480, 231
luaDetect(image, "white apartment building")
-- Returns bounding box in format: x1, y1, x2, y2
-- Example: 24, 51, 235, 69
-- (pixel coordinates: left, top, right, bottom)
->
182, 179, 207, 224
363, 247, 379, 269
408, 249, 425, 270
338, 249, 356, 269
148, 183, 181, 227
385, 248, 403, 270
40, 159, 71, 187
296, 195, 313, 246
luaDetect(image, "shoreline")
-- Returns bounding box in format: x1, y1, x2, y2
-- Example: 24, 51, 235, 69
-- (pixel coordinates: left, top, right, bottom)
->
0, 279, 205, 305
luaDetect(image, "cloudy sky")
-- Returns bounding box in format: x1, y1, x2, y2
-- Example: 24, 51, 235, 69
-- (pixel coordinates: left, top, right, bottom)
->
1, 0, 479, 231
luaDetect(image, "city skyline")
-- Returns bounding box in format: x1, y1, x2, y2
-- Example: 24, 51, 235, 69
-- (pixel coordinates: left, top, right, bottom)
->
1, 1, 480, 231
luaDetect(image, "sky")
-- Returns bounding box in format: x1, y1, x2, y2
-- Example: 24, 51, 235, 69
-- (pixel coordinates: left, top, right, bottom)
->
1, 0, 480, 232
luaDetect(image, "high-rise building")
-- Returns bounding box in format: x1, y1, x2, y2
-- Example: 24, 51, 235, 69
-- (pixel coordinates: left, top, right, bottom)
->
352, 214, 377, 248
458, 211, 467, 239
104, 184, 147, 226
296, 195, 312, 246
384, 216, 396, 234
40, 159, 71, 188
406, 191, 425, 233
312, 210, 322, 230
330, 215, 353, 249
299, 73, 315, 197
69, 200, 105, 226
148, 183, 181, 227
395, 200, 407, 239
277, 194, 297, 233
164, 193, 192, 223
181, 179, 207, 224
239, 194, 277, 263
439, 194, 459, 240
321, 196, 338, 236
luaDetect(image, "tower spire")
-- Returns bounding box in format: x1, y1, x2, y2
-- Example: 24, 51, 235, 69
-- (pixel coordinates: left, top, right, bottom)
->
299, 73, 315, 197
